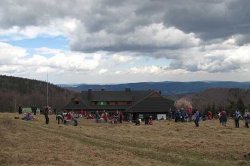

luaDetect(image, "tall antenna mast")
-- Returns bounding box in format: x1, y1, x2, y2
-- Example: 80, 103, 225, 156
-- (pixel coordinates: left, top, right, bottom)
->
14, 98, 16, 113
46, 72, 48, 107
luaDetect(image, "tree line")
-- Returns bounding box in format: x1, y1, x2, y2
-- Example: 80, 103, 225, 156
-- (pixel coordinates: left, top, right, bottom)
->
0, 75, 76, 112
204, 98, 248, 116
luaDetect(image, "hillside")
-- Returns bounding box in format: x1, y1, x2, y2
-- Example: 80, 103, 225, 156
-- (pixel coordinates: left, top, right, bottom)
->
63, 81, 250, 95
188, 88, 250, 114
1, 113, 250, 165
0, 75, 77, 112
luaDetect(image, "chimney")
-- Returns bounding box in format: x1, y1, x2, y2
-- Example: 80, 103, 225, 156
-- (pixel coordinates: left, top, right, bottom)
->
87, 89, 92, 101
125, 88, 131, 92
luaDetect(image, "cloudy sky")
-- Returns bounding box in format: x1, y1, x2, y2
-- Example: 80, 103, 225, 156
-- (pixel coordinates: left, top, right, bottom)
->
0, 0, 250, 84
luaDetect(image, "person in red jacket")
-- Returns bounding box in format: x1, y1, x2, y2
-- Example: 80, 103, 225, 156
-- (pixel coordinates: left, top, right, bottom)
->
220, 110, 227, 126
207, 111, 212, 120
148, 116, 153, 125
66, 112, 72, 120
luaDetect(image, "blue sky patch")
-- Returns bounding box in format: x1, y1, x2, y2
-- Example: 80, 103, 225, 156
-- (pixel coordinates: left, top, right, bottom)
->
7, 36, 69, 50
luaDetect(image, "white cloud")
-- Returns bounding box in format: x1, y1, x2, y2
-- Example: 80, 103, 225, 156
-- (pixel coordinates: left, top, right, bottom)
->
130, 66, 165, 74
98, 69, 108, 74
129, 65, 189, 75
115, 70, 121, 74
0, 42, 27, 63
35, 47, 63, 55
0, 65, 19, 73
0, 43, 101, 76
0, 18, 80, 41
127, 23, 200, 48
112, 54, 134, 64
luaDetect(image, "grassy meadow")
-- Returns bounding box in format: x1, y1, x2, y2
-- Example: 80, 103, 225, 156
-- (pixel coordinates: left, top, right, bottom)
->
0, 113, 250, 166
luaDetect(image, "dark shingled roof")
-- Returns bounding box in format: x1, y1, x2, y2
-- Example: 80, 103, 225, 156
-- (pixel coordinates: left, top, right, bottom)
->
91, 92, 132, 101
127, 96, 174, 113
64, 99, 87, 110
81, 90, 153, 102
87, 105, 128, 110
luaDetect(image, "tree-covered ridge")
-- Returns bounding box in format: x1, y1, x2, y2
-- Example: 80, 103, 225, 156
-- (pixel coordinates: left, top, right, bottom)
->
0, 75, 76, 112
190, 88, 250, 116
0, 75, 65, 94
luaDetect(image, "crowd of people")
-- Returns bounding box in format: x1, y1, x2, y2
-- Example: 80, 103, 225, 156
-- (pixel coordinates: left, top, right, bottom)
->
94, 110, 123, 124
172, 107, 250, 128
16, 105, 250, 129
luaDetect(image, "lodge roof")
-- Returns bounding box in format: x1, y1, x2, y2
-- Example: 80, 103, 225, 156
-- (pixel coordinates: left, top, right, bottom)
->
127, 96, 174, 113
63, 99, 87, 110
81, 90, 153, 102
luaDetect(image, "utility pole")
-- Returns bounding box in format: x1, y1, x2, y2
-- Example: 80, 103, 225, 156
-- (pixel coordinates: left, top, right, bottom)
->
47, 72, 48, 107
14, 98, 16, 113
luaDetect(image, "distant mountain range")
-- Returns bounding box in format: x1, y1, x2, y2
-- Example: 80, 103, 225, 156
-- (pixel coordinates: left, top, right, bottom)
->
61, 81, 250, 95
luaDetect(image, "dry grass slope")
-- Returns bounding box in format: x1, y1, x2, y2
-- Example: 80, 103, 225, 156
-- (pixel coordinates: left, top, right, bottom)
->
1, 113, 250, 166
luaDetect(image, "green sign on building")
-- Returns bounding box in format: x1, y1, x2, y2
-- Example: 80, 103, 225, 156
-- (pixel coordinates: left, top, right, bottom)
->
97, 101, 107, 106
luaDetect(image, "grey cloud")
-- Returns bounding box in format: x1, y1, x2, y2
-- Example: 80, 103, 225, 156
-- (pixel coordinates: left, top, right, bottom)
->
1, 0, 250, 45
1, 0, 250, 74
163, 0, 250, 40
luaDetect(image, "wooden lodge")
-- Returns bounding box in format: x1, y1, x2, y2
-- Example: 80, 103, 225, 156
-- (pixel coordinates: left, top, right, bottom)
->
63, 88, 175, 120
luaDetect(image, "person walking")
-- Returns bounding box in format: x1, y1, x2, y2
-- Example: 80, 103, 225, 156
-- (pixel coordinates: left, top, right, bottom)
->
18, 106, 22, 114
44, 107, 49, 124
119, 111, 123, 123
194, 109, 200, 127
233, 110, 241, 128
207, 111, 212, 120
31, 105, 37, 115
95, 111, 100, 123
57, 112, 64, 124
220, 110, 227, 127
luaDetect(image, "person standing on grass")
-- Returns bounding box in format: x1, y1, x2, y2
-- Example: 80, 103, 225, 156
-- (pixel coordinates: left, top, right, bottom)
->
44, 107, 49, 124
244, 110, 250, 128
175, 109, 181, 122
119, 111, 123, 123
207, 111, 212, 120
113, 111, 119, 124
194, 109, 200, 127
31, 105, 37, 115
18, 106, 22, 114
57, 112, 64, 124
218, 112, 222, 125
233, 110, 241, 128
95, 111, 100, 123
220, 110, 227, 127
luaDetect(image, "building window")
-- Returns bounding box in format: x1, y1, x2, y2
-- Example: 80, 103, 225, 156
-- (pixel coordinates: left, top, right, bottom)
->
109, 102, 116, 106
117, 101, 127, 105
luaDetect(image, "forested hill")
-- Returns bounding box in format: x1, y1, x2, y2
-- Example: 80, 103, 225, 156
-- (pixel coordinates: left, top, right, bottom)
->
187, 88, 250, 115
0, 75, 76, 112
